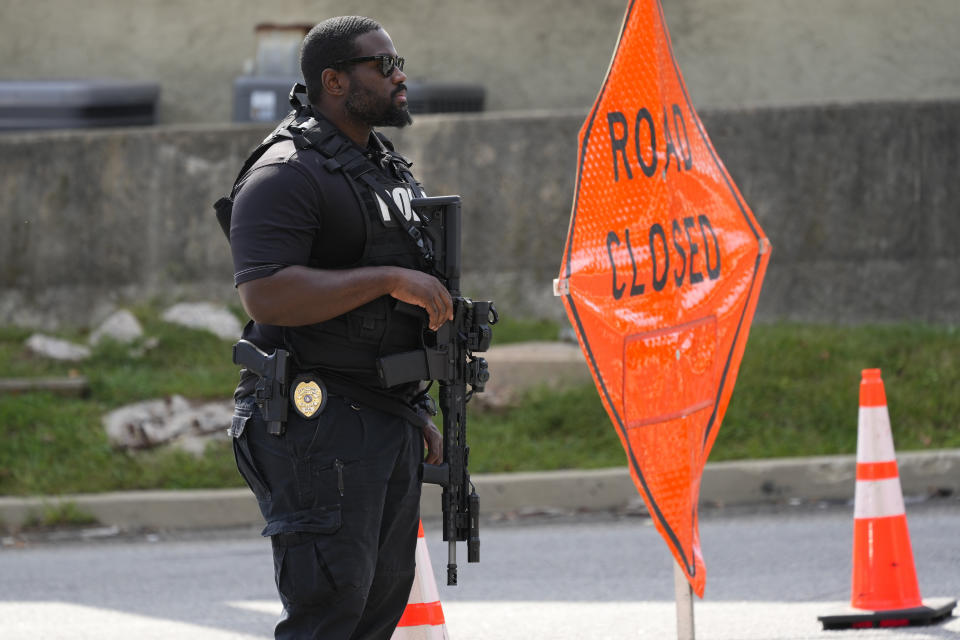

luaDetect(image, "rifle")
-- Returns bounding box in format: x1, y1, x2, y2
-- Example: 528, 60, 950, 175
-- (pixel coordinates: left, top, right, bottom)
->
377, 195, 497, 586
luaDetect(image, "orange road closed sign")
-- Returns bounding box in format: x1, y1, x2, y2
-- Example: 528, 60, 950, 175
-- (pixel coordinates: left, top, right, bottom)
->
555, 0, 771, 597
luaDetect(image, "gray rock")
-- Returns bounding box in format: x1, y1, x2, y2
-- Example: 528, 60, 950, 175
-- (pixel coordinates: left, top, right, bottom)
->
103, 395, 233, 454
476, 341, 590, 409
89, 309, 143, 346
103, 396, 190, 449
128, 335, 160, 359
161, 302, 242, 340
25, 334, 92, 361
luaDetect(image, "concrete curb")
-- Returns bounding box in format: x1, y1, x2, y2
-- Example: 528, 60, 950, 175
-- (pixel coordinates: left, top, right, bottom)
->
1, 450, 958, 531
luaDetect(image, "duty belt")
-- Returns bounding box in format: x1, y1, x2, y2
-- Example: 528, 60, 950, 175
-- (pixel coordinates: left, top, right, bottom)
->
233, 339, 430, 435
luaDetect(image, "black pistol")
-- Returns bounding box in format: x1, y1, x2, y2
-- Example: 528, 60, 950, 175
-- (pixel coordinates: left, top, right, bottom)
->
232, 339, 289, 435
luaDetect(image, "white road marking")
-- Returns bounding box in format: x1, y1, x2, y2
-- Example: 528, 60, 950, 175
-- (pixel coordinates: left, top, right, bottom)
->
225, 600, 960, 640
0, 602, 266, 639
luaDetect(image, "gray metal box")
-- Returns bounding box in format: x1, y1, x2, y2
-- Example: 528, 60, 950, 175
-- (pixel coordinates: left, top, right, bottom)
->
233, 76, 301, 123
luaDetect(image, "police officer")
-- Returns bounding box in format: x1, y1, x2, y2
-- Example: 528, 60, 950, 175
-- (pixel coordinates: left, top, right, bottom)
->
227, 16, 452, 639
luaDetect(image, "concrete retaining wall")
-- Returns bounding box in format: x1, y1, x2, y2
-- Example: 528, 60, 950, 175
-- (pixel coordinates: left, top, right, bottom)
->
2, 100, 958, 329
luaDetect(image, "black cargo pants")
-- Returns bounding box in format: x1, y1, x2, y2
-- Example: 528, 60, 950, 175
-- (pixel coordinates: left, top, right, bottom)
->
231, 393, 422, 640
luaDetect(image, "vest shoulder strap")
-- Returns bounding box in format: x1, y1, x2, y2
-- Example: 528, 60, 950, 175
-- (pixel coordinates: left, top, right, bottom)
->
297, 125, 435, 265
229, 110, 301, 196
214, 81, 312, 240
213, 107, 307, 241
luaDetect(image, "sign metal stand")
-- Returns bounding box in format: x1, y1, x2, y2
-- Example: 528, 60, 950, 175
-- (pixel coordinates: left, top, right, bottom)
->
674, 559, 695, 640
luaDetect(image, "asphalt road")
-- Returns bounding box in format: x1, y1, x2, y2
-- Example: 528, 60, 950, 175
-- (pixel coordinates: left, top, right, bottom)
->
1, 499, 958, 639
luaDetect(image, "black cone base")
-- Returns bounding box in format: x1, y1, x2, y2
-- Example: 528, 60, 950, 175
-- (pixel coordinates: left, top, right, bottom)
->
818, 597, 956, 630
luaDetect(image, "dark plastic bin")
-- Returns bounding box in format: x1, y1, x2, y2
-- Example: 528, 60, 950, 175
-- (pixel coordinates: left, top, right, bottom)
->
0, 79, 159, 131
406, 82, 485, 114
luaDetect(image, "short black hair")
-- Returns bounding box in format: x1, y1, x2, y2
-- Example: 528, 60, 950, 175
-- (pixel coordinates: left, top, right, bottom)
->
300, 16, 382, 104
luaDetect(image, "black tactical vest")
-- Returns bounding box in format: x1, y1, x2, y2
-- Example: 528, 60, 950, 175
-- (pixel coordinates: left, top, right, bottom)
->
219, 104, 437, 395
285, 122, 431, 388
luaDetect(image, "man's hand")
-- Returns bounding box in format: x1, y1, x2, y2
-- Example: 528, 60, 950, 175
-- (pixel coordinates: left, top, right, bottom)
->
388, 269, 454, 331
419, 416, 443, 465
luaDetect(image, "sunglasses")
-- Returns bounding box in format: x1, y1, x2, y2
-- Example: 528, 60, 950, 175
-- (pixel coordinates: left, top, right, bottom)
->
333, 54, 405, 77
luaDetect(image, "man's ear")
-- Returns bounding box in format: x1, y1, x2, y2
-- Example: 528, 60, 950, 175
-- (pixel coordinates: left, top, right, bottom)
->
321, 68, 348, 97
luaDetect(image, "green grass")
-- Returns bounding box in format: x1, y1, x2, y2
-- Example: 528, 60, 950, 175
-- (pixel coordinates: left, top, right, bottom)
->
486, 315, 563, 344
469, 383, 622, 472
715, 323, 960, 460
0, 306, 243, 496
469, 322, 960, 472
22, 501, 99, 530
0, 315, 957, 495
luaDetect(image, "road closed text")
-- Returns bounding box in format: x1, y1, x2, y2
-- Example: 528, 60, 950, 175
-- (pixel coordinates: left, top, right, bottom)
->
606, 104, 693, 181
606, 215, 720, 299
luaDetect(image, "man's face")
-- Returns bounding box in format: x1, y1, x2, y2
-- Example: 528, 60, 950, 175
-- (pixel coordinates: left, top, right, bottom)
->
344, 29, 412, 128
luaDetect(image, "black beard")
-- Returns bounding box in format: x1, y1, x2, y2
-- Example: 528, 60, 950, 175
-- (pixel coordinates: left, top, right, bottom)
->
345, 84, 413, 128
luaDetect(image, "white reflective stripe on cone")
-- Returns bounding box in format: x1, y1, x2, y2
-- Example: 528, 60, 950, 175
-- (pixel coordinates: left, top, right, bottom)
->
392, 522, 448, 640
393, 626, 449, 640
856, 407, 896, 463
854, 478, 906, 519
405, 537, 441, 605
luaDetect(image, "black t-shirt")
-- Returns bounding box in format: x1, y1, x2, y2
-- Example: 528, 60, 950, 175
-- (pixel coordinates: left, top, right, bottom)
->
231, 141, 365, 285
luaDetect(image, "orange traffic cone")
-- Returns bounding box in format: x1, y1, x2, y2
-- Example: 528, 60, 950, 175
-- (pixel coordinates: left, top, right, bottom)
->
818, 369, 956, 630
392, 520, 450, 639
